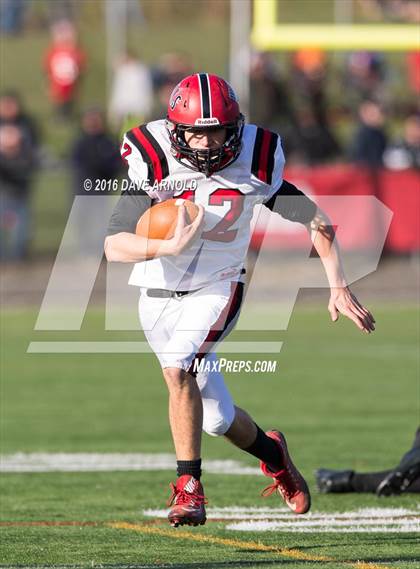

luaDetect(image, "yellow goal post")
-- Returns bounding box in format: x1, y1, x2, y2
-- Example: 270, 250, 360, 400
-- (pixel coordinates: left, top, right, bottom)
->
251, 0, 420, 51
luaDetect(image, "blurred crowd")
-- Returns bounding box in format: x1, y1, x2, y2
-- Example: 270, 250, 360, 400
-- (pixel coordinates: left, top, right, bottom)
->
249, 49, 420, 168
1, 6, 419, 261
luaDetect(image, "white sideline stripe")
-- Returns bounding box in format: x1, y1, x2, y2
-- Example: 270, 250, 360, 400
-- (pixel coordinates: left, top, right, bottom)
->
143, 506, 292, 518
143, 506, 420, 520
0, 453, 260, 474
227, 523, 419, 533
143, 506, 420, 533
27, 341, 283, 354
227, 519, 420, 528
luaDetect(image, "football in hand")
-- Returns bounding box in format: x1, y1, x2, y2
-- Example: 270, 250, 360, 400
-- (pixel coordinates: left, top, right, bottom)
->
136, 198, 199, 240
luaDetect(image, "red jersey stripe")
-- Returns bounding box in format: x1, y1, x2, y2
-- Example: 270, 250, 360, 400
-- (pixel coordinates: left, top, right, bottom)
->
187, 282, 244, 377
257, 129, 272, 184
131, 126, 163, 182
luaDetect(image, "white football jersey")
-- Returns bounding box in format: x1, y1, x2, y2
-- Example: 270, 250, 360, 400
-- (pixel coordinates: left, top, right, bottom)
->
120, 119, 285, 290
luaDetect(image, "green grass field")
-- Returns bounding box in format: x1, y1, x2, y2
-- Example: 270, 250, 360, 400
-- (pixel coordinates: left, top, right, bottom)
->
1, 302, 419, 568
2, 2, 419, 565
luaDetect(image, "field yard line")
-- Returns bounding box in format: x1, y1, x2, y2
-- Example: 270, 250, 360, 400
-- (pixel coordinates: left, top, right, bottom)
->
0, 521, 98, 527
143, 506, 419, 520
227, 522, 419, 533
108, 521, 394, 569
226, 518, 420, 528
0, 453, 260, 474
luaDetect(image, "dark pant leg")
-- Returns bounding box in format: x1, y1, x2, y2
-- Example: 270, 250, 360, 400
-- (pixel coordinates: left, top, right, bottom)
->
351, 470, 392, 493
411, 426, 420, 449
352, 470, 420, 493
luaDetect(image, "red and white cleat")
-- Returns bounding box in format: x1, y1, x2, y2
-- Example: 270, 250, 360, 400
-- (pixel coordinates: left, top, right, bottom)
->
260, 430, 311, 514
167, 475, 207, 527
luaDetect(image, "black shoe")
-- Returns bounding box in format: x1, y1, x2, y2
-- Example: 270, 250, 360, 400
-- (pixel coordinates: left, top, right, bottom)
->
376, 446, 420, 496
315, 469, 354, 493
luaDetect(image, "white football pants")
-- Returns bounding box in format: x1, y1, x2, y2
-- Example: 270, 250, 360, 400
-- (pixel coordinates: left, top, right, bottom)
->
138, 280, 244, 436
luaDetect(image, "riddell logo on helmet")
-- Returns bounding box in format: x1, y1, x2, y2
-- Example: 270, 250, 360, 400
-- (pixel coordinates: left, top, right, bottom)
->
195, 118, 220, 126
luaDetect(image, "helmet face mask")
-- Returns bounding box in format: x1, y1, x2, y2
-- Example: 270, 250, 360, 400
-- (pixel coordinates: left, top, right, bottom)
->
166, 118, 244, 177
166, 73, 244, 176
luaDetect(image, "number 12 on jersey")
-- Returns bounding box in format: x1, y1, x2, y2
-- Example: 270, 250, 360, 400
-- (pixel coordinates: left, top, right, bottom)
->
178, 188, 245, 243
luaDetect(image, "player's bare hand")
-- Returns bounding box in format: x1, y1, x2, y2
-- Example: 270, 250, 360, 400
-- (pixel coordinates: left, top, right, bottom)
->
166, 203, 204, 256
328, 287, 375, 333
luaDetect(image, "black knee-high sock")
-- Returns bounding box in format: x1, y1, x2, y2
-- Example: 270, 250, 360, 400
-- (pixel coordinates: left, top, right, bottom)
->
177, 459, 202, 481
243, 425, 283, 472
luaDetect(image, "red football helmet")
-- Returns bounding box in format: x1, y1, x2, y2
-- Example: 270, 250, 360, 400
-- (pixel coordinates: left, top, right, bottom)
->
166, 73, 244, 176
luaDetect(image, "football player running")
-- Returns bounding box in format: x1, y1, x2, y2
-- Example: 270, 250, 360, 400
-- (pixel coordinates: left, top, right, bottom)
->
105, 74, 375, 527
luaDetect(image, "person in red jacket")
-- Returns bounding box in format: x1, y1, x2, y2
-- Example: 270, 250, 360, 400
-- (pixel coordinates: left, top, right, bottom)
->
44, 19, 86, 119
